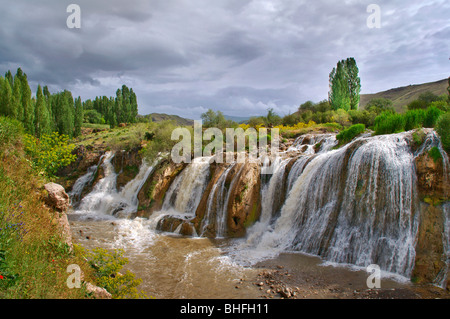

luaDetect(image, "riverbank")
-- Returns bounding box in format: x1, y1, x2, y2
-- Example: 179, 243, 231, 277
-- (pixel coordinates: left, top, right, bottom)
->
253, 253, 450, 299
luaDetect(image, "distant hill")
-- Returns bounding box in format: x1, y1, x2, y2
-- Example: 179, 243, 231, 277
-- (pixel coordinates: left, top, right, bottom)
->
224, 115, 251, 123
138, 113, 194, 126
360, 78, 448, 112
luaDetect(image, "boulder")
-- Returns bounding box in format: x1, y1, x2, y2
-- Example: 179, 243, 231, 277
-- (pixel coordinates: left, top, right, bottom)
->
85, 282, 112, 299
44, 183, 70, 212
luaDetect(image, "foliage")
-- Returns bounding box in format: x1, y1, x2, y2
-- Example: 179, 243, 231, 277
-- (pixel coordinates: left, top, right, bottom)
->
428, 147, 442, 163
412, 128, 426, 147
83, 109, 104, 124
201, 109, 236, 129
374, 111, 406, 135
83, 247, 147, 299
436, 112, 450, 153
336, 124, 365, 145
23, 132, 77, 177
141, 120, 187, 163
329, 57, 361, 111
0, 67, 139, 138
423, 106, 443, 128
0, 116, 24, 149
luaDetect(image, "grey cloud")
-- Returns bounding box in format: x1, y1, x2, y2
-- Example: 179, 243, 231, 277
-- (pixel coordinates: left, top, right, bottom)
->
0, 0, 448, 118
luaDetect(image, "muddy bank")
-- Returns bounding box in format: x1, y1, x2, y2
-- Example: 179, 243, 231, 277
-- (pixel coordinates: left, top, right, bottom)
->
253, 253, 450, 299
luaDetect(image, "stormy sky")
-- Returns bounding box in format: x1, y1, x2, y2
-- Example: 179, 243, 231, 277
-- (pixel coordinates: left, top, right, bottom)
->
0, 0, 449, 119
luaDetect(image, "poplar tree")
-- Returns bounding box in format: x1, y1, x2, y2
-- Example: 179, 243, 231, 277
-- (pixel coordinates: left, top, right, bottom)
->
329, 58, 361, 111
21, 72, 35, 135
74, 96, 83, 137
35, 84, 51, 138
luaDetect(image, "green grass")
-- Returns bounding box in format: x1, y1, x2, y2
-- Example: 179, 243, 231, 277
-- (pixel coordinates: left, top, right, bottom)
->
81, 123, 111, 130
336, 124, 365, 145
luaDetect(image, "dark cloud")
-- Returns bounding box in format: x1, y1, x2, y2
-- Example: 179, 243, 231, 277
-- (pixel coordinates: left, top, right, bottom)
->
0, 0, 448, 119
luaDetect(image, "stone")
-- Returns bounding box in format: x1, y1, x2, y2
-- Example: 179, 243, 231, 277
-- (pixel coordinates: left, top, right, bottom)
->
85, 282, 112, 299
44, 183, 70, 212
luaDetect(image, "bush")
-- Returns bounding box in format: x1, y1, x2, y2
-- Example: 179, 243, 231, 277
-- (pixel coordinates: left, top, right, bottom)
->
83, 247, 147, 299
23, 132, 77, 177
436, 112, 450, 153
374, 112, 406, 135
423, 106, 443, 128
404, 109, 426, 131
0, 117, 24, 150
336, 124, 365, 144
428, 147, 442, 163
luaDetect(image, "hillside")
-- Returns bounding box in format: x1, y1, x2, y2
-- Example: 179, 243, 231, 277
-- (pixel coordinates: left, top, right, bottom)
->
360, 78, 448, 112
138, 113, 194, 126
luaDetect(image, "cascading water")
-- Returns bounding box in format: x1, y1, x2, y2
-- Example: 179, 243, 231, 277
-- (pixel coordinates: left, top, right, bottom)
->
420, 131, 450, 288
200, 162, 246, 238
232, 132, 422, 280
73, 151, 157, 219
147, 156, 212, 233
68, 154, 105, 206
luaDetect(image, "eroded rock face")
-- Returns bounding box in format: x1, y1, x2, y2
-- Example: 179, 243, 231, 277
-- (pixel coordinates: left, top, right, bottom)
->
226, 162, 261, 238
415, 151, 449, 200
112, 149, 143, 190
136, 159, 186, 218
44, 183, 70, 212
412, 203, 446, 285
413, 144, 449, 289
57, 145, 104, 192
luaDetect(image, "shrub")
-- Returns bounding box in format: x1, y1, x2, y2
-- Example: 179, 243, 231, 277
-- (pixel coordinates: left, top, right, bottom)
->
0, 117, 24, 150
404, 109, 426, 131
428, 147, 442, 163
374, 112, 406, 135
436, 112, 450, 153
336, 124, 365, 144
83, 247, 147, 299
423, 106, 443, 128
23, 132, 77, 177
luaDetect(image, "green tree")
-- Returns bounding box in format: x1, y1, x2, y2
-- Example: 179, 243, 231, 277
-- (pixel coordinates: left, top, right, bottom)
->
74, 96, 83, 137
20, 72, 34, 135
0, 77, 13, 118
365, 98, 394, 114
12, 70, 24, 121
34, 85, 51, 138
329, 58, 360, 111
436, 112, 450, 153
265, 108, 282, 126
346, 58, 361, 110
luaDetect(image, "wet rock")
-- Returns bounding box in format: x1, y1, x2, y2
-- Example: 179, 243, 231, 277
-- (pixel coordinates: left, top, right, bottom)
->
137, 159, 186, 218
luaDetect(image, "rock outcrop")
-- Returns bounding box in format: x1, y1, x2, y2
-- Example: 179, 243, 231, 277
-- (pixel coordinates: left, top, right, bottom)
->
44, 182, 70, 212
136, 159, 186, 218
225, 161, 261, 238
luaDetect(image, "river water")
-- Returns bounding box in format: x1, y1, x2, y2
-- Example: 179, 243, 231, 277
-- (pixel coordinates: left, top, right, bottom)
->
66, 131, 450, 298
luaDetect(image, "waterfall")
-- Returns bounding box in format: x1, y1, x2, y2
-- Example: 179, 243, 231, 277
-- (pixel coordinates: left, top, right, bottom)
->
68, 154, 105, 206
426, 131, 450, 289
200, 162, 242, 238
162, 156, 212, 214
72, 152, 156, 219
288, 133, 337, 154
233, 132, 421, 279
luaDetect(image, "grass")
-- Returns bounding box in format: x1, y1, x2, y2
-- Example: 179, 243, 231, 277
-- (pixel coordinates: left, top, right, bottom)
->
336, 124, 366, 145
0, 118, 94, 298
